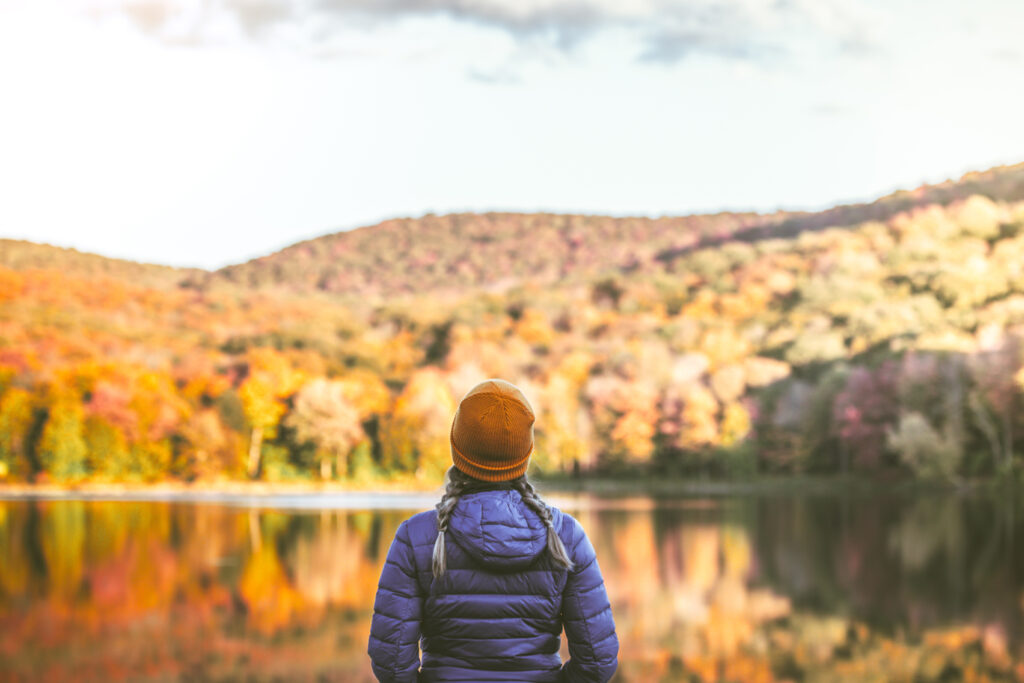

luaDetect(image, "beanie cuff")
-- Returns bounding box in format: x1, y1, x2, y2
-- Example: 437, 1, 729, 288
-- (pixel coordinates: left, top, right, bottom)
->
451, 440, 532, 482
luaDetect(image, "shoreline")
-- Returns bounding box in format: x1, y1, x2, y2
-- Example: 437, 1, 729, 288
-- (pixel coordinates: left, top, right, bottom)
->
0, 474, 1014, 505
0, 480, 443, 509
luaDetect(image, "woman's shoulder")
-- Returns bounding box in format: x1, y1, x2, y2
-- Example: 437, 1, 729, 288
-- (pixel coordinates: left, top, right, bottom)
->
547, 504, 587, 549
399, 509, 439, 548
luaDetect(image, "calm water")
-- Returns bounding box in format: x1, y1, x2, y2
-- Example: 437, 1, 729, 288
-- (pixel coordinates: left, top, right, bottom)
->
1, 491, 1022, 682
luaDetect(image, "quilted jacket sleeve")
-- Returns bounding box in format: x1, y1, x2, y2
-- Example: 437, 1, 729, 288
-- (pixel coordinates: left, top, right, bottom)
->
560, 517, 619, 683
368, 520, 423, 683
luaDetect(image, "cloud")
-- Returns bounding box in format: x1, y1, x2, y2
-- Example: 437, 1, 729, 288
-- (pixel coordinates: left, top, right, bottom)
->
467, 65, 524, 85
85, 0, 878, 65
324, 0, 611, 49
637, 28, 774, 65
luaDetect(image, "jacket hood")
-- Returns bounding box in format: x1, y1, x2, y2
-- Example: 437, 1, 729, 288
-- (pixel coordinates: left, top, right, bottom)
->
446, 489, 552, 571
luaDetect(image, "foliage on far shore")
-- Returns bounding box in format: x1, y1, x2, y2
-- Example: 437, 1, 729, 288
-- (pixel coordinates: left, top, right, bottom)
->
3, 163, 1024, 484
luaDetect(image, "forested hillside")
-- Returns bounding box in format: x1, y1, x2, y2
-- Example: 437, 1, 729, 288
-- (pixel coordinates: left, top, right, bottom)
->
199, 162, 1024, 298
3, 162, 1024, 485
0, 239, 198, 289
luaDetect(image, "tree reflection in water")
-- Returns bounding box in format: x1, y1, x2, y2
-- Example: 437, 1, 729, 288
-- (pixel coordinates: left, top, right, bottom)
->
0, 494, 1021, 681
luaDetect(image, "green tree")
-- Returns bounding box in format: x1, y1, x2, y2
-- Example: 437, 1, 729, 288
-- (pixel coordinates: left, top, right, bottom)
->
38, 399, 88, 482
887, 412, 963, 481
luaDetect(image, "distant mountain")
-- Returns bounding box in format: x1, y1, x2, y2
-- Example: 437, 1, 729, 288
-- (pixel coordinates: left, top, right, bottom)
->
194, 211, 778, 298
188, 161, 1024, 298
5, 162, 1024, 299
0, 239, 199, 288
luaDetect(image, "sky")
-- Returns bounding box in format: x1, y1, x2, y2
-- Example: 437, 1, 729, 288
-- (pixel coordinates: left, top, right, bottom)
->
1, 0, 1023, 270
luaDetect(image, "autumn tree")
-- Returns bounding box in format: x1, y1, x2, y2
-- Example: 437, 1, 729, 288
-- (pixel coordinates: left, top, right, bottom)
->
239, 349, 304, 479
177, 409, 243, 480
379, 368, 456, 477
534, 353, 594, 473
285, 379, 364, 480
38, 397, 88, 482
0, 387, 36, 479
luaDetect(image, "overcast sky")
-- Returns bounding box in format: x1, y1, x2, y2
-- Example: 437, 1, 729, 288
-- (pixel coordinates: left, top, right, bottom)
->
1, 0, 1023, 269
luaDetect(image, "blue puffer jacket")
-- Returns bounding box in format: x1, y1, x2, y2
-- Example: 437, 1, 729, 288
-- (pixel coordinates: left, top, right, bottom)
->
368, 488, 618, 682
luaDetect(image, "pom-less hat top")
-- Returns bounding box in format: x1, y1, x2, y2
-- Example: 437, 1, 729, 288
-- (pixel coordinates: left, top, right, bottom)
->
450, 379, 535, 482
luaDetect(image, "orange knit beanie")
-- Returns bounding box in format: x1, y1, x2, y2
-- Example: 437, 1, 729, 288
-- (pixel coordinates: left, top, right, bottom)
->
450, 379, 535, 482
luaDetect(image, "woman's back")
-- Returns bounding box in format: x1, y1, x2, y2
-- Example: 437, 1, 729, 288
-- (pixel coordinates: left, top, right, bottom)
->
368, 379, 618, 682
370, 487, 617, 682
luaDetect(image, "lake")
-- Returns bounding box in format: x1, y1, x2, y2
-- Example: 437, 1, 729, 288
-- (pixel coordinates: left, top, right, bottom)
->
1, 489, 1022, 682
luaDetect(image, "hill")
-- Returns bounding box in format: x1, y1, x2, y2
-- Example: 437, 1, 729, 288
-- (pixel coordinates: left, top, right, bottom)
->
195, 162, 1024, 298
2, 161, 1024, 486
0, 239, 199, 288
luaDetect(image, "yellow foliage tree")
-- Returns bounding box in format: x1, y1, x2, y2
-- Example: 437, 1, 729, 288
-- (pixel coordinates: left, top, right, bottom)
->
38, 397, 88, 482
535, 371, 590, 472
381, 368, 456, 478
611, 410, 657, 462
678, 386, 720, 450
720, 402, 752, 447
240, 349, 305, 478
0, 387, 35, 480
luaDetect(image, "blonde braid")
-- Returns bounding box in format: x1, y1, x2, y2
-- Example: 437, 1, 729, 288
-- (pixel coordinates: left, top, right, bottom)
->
513, 478, 574, 570
432, 467, 476, 578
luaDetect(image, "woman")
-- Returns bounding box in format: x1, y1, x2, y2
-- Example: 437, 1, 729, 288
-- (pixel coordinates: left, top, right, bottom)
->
368, 379, 619, 682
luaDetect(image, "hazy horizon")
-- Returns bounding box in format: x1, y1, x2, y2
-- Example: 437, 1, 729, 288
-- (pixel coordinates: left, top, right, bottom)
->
2, 0, 1023, 269
7, 160, 1014, 271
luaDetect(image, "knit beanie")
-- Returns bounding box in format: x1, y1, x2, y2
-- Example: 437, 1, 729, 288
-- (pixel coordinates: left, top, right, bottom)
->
450, 379, 535, 482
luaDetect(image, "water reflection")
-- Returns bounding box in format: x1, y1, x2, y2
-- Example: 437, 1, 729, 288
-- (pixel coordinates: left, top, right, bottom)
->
0, 494, 1022, 681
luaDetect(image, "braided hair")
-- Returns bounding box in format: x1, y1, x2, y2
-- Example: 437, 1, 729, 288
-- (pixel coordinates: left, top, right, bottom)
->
432, 466, 574, 578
